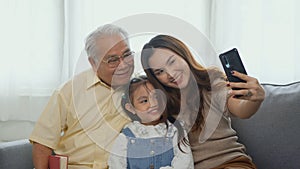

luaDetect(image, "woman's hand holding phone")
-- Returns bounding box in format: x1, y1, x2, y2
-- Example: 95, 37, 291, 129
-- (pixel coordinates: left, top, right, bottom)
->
219, 48, 264, 100
227, 71, 264, 101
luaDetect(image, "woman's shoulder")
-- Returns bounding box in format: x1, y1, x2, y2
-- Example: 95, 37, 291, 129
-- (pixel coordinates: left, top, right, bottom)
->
206, 67, 226, 81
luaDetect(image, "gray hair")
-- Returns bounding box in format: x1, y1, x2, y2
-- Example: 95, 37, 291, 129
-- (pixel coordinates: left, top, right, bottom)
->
85, 24, 129, 62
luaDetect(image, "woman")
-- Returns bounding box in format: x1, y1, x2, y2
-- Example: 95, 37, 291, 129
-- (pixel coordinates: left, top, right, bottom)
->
141, 35, 265, 169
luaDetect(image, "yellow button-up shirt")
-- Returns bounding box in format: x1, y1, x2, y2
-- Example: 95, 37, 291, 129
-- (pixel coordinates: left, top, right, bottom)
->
30, 69, 130, 169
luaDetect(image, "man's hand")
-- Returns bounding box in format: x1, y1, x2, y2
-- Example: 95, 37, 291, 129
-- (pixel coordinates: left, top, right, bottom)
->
32, 142, 52, 169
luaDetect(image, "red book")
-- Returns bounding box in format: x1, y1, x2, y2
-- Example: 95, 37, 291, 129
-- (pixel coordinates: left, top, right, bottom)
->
49, 154, 68, 169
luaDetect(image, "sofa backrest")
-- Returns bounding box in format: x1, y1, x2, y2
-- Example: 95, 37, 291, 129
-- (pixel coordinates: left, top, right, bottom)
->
1, 82, 299, 169
232, 81, 300, 169
0, 139, 33, 169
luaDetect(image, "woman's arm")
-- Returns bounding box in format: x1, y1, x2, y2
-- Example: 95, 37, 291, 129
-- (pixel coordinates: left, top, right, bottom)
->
227, 71, 265, 119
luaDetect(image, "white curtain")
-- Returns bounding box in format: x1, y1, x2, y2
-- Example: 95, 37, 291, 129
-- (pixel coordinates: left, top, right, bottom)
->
63, 0, 213, 75
0, 0, 210, 142
1, 0, 299, 142
210, 0, 300, 84
0, 0, 64, 141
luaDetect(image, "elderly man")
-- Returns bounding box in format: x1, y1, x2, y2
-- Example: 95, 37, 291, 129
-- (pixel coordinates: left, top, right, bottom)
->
30, 24, 134, 169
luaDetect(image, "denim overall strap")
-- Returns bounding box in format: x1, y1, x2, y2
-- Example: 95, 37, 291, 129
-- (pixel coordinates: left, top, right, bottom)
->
122, 127, 136, 138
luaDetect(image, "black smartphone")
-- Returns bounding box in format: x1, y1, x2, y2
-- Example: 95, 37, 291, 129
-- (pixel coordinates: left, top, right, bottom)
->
219, 48, 247, 83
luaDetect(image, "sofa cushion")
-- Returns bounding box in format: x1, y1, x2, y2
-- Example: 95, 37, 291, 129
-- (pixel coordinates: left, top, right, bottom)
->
232, 81, 300, 169
0, 139, 33, 169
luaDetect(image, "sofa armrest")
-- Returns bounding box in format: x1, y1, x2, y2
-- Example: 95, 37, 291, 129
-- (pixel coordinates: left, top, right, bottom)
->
0, 139, 34, 169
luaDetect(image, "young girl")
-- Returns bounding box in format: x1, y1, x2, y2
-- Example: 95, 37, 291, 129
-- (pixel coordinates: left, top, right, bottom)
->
108, 75, 194, 169
141, 35, 265, 169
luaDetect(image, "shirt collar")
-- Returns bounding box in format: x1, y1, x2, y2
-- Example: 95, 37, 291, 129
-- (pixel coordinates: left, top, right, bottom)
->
86, 69, 111, 90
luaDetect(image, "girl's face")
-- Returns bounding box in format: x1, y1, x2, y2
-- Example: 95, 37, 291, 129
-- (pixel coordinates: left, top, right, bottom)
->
125, 82, 164, 124
148, 48, 191, 89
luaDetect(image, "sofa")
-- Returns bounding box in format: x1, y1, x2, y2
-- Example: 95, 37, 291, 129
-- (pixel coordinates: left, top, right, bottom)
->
0, 82, 299, 169
232, 81, 300, 169
0, 139, 33, 169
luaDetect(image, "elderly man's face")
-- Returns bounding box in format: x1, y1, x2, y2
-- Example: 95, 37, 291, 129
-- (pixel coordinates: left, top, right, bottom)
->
89, 34, 134, 88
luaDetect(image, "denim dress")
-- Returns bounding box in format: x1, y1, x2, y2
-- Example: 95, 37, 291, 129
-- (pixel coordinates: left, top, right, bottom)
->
122, 126, 175, 169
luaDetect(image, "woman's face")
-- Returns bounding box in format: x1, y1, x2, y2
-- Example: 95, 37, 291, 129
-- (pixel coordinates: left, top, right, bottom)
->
148, 48, 191, 89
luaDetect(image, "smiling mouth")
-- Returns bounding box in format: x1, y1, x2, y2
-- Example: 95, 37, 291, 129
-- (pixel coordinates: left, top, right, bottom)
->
170, 73, 183, 85
114, 69, 131, 76
147, 107, 161, 114
149, 109, 158, 114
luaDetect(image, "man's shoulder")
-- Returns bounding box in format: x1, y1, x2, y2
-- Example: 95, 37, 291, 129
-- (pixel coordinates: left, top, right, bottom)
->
74, 68, 94, 77
56, 69, 93, 93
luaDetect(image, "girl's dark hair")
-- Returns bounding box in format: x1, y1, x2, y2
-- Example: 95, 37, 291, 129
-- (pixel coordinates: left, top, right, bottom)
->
141, 35, 225, 133
121, 75, 189, 152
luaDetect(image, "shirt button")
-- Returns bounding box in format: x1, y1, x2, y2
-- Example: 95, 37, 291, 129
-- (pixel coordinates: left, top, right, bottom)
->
150, 150, 155, 155
165, 138, 169, 142
130, 139, 135, 144
150, 139, 155, 144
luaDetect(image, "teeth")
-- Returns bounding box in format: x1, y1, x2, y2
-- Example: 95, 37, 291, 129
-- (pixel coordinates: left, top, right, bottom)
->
170, 75, 179, 83
170, 76, 177, 82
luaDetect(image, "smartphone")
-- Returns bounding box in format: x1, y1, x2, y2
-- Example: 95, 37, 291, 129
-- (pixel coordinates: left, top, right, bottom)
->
219, 48, 247, 83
